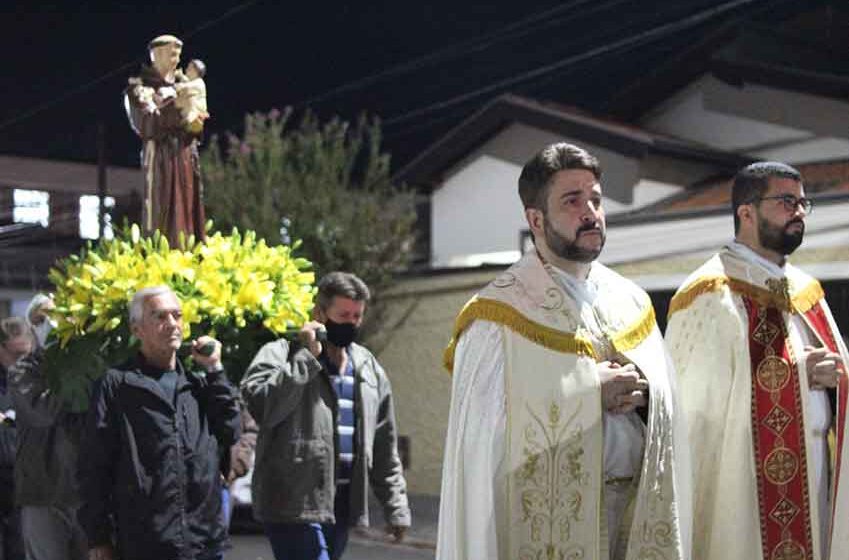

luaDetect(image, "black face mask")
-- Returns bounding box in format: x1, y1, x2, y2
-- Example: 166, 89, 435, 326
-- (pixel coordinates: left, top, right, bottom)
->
324, 319, 359, 348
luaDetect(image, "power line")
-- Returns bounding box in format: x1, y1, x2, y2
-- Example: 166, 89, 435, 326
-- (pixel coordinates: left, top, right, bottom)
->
0, 60, 142, 132
383, 107, 470, 142
383, 0, 764, 128
0, 0, 263, 133
295, 0, 627, 109
183, 0, 262, 39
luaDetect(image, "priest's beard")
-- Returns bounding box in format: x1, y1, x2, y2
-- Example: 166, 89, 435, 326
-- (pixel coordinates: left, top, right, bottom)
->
757, 214, 804, 256
543, 214, 606, 263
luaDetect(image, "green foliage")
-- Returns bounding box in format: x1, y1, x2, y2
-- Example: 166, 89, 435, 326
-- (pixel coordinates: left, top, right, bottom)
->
201, 109, 417, 294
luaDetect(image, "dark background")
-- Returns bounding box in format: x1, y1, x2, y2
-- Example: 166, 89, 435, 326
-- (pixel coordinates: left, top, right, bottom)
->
0, 0, 839, 171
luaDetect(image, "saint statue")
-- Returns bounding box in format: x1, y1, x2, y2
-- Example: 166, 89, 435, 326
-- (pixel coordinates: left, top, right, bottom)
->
124, 35, 209, 246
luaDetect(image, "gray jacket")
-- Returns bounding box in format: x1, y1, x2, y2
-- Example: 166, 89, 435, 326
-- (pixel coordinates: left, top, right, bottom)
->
241, 339, 410, 527
8, 351, 84, 508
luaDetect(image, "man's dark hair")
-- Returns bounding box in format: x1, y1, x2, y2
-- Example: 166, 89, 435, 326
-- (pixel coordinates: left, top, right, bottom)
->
518, 143, 601, 211
731, 161, 802, 233
316, 272, 370, 311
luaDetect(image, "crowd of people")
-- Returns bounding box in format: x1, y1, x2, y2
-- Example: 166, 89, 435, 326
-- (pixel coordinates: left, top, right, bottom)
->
0, 271, 408, 560
0, 141, 845, 560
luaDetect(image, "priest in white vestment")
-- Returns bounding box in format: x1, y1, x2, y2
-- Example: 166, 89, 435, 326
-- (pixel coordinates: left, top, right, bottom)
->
438, 143, 691, 560
665, 161, 849, 560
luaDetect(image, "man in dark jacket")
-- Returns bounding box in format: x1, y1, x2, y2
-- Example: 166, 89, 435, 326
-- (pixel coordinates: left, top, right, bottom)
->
9, 321, 87, 560
0, 317, 32, 560
78, 286, 240, 560
242, 272, 410, 560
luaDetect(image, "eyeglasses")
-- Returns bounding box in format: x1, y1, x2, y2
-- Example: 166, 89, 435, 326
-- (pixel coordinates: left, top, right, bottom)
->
751, 194, 813, 214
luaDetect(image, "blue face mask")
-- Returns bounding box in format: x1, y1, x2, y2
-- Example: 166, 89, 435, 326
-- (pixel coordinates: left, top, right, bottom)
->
324, 319, 359, 348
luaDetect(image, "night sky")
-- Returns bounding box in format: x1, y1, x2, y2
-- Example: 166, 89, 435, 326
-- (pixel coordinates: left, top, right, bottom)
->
0, 0, 828, 171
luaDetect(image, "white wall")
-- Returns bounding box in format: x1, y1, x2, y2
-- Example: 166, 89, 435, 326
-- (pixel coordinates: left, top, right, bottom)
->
643, 76, 810, 150
753, 137, 849, 164
642, 75, 849, 162
603, 199, 849, 267
443, 123, 643, 204
431, 155, 525, 267
431, 124, 646, 267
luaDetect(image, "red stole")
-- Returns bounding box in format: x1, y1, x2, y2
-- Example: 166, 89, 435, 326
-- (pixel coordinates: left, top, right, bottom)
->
803, 304, 847, 553
744, 296, 846, 560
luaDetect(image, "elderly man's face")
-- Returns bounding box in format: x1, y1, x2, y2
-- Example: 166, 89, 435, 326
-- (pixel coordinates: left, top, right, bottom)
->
132, 292, 183, 360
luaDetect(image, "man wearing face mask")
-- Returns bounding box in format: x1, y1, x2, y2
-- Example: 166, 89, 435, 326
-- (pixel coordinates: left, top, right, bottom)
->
26, 294, 55, 349
242, 272, 410, 560
10, 296, 88, 560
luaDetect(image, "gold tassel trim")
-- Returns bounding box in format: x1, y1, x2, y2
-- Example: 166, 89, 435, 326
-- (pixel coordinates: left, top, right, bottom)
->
667, 277, 727, 317
668, 275, 824, 318
793, 281, 825, 314
443, 297, 596, 372
610, 304, 657, 353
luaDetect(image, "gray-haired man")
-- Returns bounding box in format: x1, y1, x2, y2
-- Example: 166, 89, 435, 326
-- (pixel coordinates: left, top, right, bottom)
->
78, 286, 240, 560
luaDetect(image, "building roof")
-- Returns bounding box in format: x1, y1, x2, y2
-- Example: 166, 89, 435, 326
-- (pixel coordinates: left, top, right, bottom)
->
606, 13, 849, 121
0, 224, 84, 290
394, 94, 749, 190
0, 154, 141, 196
608, 159, 849, 223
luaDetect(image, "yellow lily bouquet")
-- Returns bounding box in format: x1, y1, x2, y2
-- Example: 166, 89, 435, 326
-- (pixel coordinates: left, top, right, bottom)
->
44, 224, 316, 411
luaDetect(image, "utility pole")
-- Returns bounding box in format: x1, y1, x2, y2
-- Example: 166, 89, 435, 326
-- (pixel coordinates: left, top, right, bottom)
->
97, 122, 107, 238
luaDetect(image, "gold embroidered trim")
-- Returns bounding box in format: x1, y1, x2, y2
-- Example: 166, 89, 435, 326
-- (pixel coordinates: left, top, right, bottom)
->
443, 297, 596, 372
793, 281, 824, 314
610, 304, 656, 353
668, 275, 824, 318
667, 277, 728, 316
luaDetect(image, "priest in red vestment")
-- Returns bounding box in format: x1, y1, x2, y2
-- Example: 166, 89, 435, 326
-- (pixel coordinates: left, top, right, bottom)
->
666, 161, 849, 560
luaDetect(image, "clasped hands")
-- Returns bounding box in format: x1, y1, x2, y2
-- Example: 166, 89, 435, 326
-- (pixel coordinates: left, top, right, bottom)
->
598, 361, 648, 414
804, 345, 846, 390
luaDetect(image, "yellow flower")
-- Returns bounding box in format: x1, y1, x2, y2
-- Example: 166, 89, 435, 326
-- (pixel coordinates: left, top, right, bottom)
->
50, 225, 315, 356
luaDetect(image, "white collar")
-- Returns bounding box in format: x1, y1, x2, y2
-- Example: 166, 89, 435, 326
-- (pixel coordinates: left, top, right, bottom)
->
546, 262, 598, 305
727, 240, 786, 278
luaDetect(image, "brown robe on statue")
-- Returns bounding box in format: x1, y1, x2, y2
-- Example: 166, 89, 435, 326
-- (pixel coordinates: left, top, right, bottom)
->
125, 65, 206, 246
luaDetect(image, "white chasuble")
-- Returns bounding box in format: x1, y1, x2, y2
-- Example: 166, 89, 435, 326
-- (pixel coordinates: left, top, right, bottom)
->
666, 246, 849, 560
438, 253, 690, 560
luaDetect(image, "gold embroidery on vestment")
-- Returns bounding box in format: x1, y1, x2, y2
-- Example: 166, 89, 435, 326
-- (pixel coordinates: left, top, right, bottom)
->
516, 401, 588, 559
444, 297, 597, 371
764, 448, 800, 486
770, 539, 806, 560
769, 498, 801, 528
757, 356, 792, 392
668, 275, 824, 317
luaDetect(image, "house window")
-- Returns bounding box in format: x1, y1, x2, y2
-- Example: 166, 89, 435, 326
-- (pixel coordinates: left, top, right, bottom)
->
79, 195, 115, 240
12, 189, 49, 227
